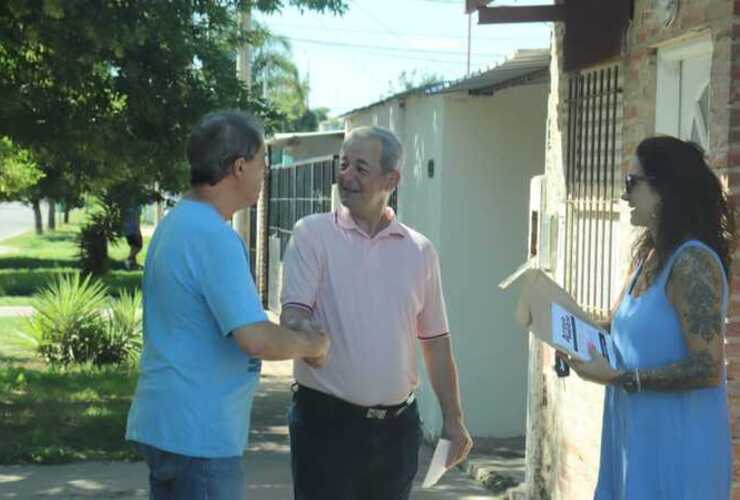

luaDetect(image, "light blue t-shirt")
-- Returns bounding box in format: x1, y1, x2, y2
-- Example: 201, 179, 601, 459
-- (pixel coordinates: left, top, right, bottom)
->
126, 199, 267, 458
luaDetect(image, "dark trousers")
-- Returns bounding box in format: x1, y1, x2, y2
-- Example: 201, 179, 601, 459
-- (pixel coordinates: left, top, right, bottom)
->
288, 387, 423, 500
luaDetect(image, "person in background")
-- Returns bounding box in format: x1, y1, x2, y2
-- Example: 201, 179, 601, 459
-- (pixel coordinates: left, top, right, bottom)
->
122, 202, 143, 270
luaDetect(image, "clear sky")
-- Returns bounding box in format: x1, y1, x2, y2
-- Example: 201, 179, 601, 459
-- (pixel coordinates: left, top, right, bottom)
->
255, 0, 553, 117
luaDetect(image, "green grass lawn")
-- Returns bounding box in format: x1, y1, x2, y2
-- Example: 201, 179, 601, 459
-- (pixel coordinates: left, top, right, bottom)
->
0, 316, 35, 360
0, 316, 139, 464
0, 216, 145, 464
0, 217, 150, 304
0, 296, 37, 306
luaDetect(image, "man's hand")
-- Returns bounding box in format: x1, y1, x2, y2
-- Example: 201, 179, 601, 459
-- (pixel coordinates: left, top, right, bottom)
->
442, 418, 473, 468
559, 346, 621, 385
281, 307, 331, 368
301, 318, 330, 368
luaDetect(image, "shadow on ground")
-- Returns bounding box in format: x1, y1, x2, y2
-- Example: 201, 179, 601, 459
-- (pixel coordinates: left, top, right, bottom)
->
0, 257, 77, 270
0, 361, 504, 499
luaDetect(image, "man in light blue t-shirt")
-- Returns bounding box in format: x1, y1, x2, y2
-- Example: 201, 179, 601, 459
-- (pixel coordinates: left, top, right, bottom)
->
126, 111, 329, 500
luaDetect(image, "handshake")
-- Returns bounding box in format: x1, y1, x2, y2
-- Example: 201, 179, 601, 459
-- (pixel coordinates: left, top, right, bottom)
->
286, 314, 331, 368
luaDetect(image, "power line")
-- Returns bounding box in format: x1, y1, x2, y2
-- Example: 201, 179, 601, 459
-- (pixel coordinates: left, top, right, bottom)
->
410, 0, 461, 3
278, 36, 503, 66
346, 0, 417, 51
263, 21, 538, 42
275, 34, 506, 58
276, 40, 481, 66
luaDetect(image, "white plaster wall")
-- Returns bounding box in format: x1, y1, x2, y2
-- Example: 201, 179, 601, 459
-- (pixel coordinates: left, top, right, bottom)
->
431, 85, 548, 438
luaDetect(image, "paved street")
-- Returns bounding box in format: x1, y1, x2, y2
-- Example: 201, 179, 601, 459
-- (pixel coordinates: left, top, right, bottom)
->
0, 361, 503, 500
0, 202, 36, 242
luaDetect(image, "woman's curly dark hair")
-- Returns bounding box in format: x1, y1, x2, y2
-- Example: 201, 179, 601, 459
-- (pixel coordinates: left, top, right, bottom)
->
632, 136, 736, 282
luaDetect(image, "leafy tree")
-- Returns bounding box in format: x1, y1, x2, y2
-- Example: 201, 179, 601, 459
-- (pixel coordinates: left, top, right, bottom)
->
0, 137, 44, 201
0, 137, 49, 233
252, 34, 310, 130
0, 0, 347, 239
0, 0, 347, 193
252, 32, 335, 132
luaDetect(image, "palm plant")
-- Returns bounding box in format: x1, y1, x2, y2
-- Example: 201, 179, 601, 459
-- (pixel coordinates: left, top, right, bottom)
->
102, 289, 143, 367
22, 274, 143, 367
23, 274, 109, 366
251, 32, 313, 130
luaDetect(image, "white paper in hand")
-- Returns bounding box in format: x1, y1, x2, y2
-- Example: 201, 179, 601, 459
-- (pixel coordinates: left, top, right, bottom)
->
422, 439, 451, 488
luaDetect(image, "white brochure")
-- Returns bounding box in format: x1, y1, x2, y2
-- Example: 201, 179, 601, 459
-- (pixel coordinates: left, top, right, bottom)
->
551, 303, 616, 369
421, 439, 451, 488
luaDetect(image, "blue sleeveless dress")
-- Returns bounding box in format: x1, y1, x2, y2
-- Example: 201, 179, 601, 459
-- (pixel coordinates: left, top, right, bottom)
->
595, 240, 731, 500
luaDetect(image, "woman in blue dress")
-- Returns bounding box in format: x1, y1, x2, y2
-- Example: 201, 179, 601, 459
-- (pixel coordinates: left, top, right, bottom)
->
562, 136, 735, 499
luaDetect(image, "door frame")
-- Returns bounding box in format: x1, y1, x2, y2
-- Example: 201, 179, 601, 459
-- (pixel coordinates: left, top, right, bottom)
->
655, 34, 713, 142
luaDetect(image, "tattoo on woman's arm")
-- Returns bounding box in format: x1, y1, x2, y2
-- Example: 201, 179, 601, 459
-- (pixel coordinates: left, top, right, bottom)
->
629, 248, 723, 391
638, 351, 716, 391
675, 248, 723, 343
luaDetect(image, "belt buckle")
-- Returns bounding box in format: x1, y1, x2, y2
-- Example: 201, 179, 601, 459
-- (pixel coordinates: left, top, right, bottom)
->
366, 408, 387, 419
394, 405, 408, 417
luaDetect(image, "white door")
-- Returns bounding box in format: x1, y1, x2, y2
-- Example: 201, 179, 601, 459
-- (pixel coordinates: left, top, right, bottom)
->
655, 36, 712, 151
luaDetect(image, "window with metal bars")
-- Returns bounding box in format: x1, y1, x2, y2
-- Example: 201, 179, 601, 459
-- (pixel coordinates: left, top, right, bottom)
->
564, 65, 623, 319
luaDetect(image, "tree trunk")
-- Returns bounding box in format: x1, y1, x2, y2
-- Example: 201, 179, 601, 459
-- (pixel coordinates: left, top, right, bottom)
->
32, 199, 43, 235
64, 205, 70, 224
47, 200, 56, 231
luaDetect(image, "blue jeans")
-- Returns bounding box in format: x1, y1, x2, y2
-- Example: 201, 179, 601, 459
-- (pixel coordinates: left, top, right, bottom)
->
134, 442, 246, 500
288, 387, 422, 500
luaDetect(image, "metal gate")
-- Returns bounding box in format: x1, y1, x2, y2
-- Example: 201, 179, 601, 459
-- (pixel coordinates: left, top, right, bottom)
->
268, 155, 337, 258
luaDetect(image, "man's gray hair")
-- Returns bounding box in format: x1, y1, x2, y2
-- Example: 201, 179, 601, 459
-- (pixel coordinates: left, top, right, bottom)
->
346, 126, 403, 173
187, 111, 264, 186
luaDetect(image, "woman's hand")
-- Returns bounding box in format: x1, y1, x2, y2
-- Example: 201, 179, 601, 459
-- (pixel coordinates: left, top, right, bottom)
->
557, 346, 622, 386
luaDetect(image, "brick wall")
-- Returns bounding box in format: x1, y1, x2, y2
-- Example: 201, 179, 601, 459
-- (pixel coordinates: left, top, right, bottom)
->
728, 1, 740, 498
531, 1, 738, 498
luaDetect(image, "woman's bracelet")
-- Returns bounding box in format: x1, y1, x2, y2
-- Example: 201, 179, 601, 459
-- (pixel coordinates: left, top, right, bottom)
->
616, 369, 641, 393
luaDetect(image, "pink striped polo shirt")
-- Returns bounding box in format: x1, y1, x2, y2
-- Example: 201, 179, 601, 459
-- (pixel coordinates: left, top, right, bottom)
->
281, 206, 450, 406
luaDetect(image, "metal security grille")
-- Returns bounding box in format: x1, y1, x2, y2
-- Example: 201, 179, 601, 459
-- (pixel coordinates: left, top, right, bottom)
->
268, 155, 337, 258
564, 65, 623, 319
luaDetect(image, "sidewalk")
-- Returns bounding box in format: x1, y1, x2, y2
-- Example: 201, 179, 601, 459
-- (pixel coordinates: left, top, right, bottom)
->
0, 306, 33, 317
0, 361, 507, 499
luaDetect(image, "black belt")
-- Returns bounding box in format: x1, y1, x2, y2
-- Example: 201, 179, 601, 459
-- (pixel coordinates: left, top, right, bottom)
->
293, 384, 416, 420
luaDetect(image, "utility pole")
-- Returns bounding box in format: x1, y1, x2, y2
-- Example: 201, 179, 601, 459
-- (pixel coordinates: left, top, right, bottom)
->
235, 1, 268, 299
234, 3, 252, 244
237, 5, 252, 88
467, 12, 472, 76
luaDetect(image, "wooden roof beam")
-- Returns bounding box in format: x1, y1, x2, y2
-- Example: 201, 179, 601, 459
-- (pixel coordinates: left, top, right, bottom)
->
478, 5, 566, 24
465, 0, 491, 15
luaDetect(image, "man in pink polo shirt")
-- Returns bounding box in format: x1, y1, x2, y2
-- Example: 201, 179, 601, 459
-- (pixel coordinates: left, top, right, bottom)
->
280, 126, 473, 500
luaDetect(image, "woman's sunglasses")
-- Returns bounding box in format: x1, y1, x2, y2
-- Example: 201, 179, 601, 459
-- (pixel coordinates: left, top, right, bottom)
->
624, 174, 655, 194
